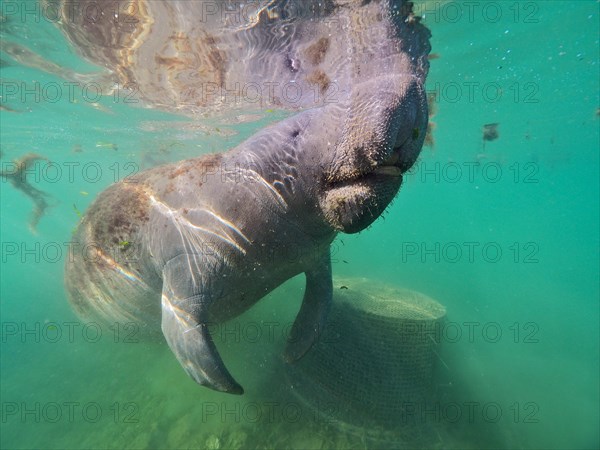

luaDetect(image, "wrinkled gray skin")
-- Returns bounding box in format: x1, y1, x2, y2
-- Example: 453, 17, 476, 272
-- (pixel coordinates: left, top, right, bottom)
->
64, 0, 431, 394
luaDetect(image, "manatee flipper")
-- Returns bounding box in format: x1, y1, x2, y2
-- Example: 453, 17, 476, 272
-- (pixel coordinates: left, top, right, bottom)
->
161, 255, 243, 395
285, 251, 333, 362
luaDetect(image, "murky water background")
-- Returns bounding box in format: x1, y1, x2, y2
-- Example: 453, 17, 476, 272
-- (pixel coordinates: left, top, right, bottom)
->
1, 1, 598, 449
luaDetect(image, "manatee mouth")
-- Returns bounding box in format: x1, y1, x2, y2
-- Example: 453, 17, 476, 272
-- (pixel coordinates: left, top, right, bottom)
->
326, 143, 405, 187
320, 145, 406, 234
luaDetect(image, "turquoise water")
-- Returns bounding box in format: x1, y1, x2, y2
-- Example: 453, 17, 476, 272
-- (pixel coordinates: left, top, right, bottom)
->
1, 1, 598, 449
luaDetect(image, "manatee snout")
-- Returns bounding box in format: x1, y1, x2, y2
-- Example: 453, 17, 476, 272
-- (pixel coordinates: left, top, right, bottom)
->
320, 79, 428, 234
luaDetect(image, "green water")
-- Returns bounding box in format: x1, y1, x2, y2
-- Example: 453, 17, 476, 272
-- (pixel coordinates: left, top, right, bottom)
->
1, 1, 598, 449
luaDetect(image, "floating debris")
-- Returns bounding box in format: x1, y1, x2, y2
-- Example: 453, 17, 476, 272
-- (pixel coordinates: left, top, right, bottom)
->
96, 142, 118, 151
72, 144, 83, 153
80, 191, 89, 196
428, 53, 440, 60
0, 153, 52, 233
73, 204, 82, 217
482, 123, 500, 149
483, 123, 500, 141
340, 286, 349, 290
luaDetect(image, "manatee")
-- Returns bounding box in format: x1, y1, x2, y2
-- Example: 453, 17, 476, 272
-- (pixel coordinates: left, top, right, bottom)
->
55, 0, 430, 119
63, 0, 431, 394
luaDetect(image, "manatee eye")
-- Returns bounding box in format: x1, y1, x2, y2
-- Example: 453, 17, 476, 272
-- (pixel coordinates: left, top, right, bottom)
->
412, 128, 420, 140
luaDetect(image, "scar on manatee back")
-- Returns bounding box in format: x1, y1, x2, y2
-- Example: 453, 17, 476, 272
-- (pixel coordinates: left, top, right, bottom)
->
155, 33, 227, 92
161, 153, 224, 193
204, 35, 227, 88
166, 153, 224, 181
305, 37, 330, 66
306, 69, 331, 94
